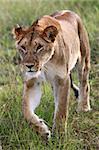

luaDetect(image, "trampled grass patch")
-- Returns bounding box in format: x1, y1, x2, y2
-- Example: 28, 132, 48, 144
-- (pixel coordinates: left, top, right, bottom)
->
0, 0, 99, 149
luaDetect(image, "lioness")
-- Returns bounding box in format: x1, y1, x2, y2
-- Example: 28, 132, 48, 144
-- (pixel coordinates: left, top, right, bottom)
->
12, 10, 91, 140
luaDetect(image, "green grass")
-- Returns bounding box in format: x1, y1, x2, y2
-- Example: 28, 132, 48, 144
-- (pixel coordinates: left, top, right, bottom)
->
0, 0, 99, 149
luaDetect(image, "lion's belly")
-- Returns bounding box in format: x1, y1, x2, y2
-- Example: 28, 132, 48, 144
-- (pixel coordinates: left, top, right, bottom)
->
68, 36, 80, 71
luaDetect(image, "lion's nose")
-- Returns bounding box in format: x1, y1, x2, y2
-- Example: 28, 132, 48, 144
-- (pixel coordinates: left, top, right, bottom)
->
26, 65, 34, 69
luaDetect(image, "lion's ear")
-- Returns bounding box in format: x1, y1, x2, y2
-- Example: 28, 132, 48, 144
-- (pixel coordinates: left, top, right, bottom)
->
42, 25, 58, 42
12, 25, 23, 39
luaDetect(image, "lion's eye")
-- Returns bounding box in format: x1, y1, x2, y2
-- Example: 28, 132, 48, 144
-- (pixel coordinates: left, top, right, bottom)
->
36, 44, 43, 53
21, 46, 26, 51
18, 46, 27, 55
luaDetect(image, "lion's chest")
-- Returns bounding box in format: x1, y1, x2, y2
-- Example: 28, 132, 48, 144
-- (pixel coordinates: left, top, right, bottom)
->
44, 62, 67, 82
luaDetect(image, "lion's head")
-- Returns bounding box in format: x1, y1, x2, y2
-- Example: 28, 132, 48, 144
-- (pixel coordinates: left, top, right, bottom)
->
12, 16, 60, 77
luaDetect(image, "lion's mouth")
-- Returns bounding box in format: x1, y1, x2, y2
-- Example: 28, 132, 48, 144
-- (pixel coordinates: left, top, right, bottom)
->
28, 70, 37, 73
27, 67, 39, 73
25, 68, 42, 79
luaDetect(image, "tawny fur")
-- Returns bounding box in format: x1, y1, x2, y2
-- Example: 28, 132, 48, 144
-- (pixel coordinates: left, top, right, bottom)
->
12, 10, 91, 139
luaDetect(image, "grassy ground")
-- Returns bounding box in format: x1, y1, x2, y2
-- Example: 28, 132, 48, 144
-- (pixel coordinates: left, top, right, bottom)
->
0, 0, 99, 149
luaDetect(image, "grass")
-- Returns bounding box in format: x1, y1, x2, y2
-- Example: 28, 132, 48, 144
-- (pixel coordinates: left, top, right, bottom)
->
0, 0, 99, 149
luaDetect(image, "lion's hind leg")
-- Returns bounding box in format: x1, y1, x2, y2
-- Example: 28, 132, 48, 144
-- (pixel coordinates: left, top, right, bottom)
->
77, 15, 91, 112
77, 55, 91, 112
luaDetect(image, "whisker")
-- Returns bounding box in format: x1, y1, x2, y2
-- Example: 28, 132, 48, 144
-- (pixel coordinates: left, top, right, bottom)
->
43, 66, 48, 73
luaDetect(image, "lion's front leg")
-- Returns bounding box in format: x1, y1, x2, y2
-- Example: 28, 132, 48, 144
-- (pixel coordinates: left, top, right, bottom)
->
52, 75, 70, 135
22, 78, 50, 140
